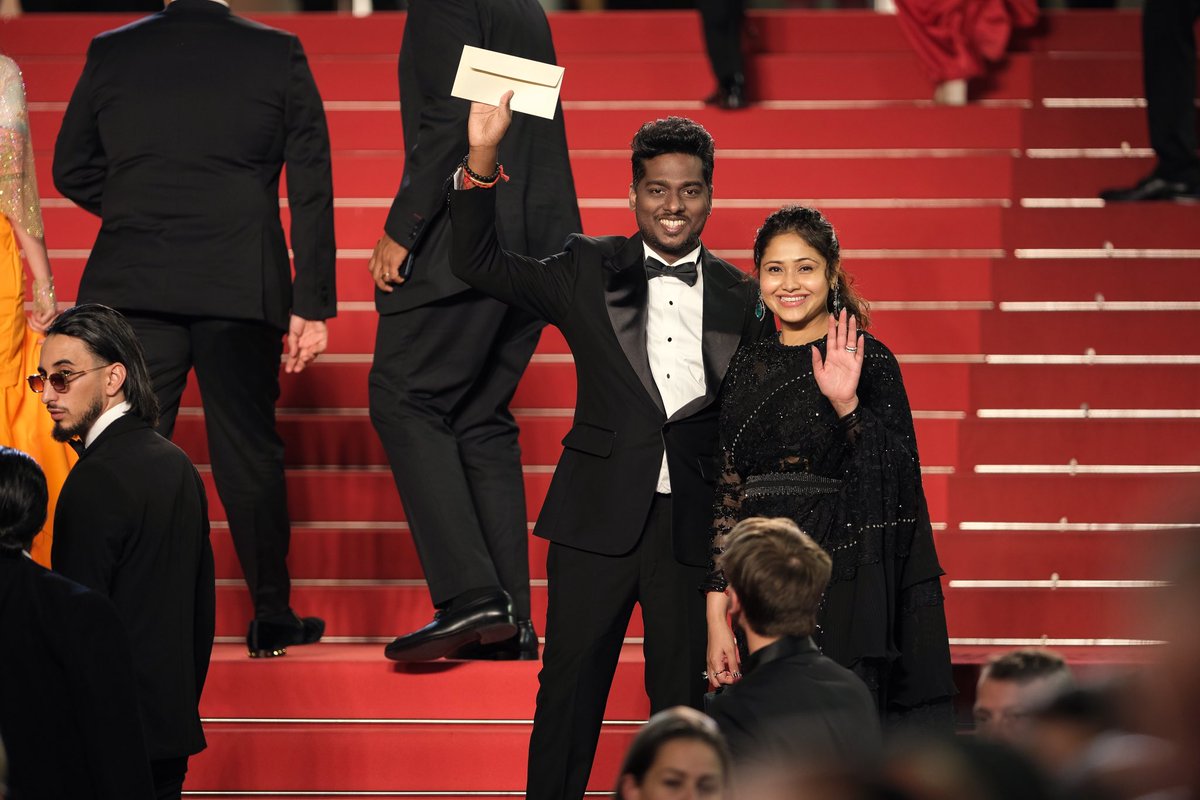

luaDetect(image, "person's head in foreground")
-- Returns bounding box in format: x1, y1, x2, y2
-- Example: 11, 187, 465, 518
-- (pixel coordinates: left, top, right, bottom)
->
973, 648, 1074, 742
752, 205, 870, 344
0, 447, 48, 555
719, 516, 831, 646
629, 117, 715, 264
614, 706, 731, 800
32, 303, 159, 441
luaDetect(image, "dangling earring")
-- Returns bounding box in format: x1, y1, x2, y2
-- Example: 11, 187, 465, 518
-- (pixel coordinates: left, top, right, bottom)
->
831, 282, 842, 316
755, 292, 765, 321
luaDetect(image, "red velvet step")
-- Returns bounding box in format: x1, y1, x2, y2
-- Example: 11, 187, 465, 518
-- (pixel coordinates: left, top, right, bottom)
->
981, 310, 1200, 354
957, 419, 1200, 465
189, 720, 634, 794
968, 364, 1200, 410
946, 474, 1200, 525
1004, 206, 1200, 251
174, 359, 973, 413
943, 586, 1156, 640
992, 258, 1200, 302
197, 465, 952, 525
1013, 155, 1153, 198
937, 528, 1190, 582
173, 410, 961, 469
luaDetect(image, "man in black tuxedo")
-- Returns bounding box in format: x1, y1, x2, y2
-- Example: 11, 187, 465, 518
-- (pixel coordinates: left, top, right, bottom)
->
34, 304, 215, 800
452, 99, 775, 799
705, 517, 881, 771
371, 0, 581, 663
0, 447, 154, 800
52, 0, 336, 656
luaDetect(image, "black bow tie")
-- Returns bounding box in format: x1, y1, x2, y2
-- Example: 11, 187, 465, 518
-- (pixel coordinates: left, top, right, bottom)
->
645, 256, 699, 287
67, 438, 85, 457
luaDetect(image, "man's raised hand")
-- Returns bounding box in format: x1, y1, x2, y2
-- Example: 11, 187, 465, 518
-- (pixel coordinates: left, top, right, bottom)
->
467, 90, 514, 175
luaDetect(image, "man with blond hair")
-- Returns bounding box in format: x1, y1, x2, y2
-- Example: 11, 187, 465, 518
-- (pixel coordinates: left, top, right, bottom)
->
706, 517, 881, 769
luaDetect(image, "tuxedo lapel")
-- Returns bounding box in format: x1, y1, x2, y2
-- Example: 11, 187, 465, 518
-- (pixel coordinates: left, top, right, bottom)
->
700, 250, 746, 398
603, 235, 665, 415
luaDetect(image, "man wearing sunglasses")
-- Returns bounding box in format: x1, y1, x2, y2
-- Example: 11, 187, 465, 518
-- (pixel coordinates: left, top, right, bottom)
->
31, 304, 215, 800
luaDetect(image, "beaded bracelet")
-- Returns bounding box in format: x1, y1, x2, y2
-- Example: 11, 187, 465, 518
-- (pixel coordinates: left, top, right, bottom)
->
461, 155, 509, 189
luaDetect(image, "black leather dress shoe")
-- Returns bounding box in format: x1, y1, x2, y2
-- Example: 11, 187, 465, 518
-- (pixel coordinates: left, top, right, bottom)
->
1100, 175, 1200, 202
449, 619, 539, 661
247, 611, 325, 658
384, 589, 516, 662
704, 75, 749, 110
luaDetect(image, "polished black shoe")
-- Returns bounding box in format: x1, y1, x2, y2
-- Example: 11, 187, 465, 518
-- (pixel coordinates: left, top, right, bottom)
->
384, 589, 516, 662
247, 611, 325, 658
704, 75, 749, 110
449, 619, 539, 661
1100, 174, 1200, 203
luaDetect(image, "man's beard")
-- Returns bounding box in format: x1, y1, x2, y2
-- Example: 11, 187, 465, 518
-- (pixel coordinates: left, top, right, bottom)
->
51, 397, 105, 443
641, 227, 703, 260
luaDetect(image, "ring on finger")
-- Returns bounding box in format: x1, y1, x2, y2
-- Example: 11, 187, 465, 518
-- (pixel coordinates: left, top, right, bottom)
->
844, 345, 858, 353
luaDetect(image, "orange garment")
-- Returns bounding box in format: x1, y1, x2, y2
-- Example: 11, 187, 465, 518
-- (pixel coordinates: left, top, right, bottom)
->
894, 0, 1038, 84
0, 54, 75, 566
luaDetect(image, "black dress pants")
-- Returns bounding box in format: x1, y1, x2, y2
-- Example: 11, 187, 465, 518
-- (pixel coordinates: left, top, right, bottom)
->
126, 313, 292, 620
1144, 0, 1200, 183
698, 0, 746, 85
525, 495, 707, 800
151, 756, 188, 800
368, 291, 540, 620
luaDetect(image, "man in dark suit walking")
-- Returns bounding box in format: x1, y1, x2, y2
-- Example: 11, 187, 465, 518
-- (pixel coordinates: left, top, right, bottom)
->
452, 97, 775, 799
32, 304, 214, 800
705, 517, 881, 771
52, 0, 335, 657
0, 446, 154, 800
371, 0, 581, 663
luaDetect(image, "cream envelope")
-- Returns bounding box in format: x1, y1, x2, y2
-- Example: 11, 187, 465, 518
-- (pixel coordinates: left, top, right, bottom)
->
451, 45, 565, 120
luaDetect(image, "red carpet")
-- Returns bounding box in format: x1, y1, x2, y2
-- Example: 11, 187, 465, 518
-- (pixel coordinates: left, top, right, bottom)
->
2, 8, 1196, 796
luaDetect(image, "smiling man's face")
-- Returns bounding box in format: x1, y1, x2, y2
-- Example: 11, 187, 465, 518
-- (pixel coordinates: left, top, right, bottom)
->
630, 152, 713, 263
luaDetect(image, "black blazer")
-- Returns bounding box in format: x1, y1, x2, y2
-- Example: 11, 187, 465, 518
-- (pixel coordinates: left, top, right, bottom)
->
0, 552, 155, 799
52, 0, 336, 329
52, 414, 216, 762
706, 636, 882, 768
450, 187, 774, 564
378, 0, 581, 314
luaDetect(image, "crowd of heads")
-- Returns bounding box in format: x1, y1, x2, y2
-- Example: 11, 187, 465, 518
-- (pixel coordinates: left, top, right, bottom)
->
608, 517, 1200, 800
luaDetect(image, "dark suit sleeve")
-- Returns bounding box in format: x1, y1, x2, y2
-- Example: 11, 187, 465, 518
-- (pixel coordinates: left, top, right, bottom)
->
383, 0, 481, 248
449, 187, 576, 325
52, 468, 133, 596
283, 37, 337, 321
71, 590, 156, 800
52, 39, 107, 216
192, 470, 216, 699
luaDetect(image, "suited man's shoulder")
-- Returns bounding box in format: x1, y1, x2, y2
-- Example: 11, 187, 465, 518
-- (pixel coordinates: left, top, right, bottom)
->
564, 232, 630, 260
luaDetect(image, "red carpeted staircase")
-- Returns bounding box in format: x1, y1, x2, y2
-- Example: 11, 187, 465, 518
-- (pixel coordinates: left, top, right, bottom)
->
4, 8, 1199, 797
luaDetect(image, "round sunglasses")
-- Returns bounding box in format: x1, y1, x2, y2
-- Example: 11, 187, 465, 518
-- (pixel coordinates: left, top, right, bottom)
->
27, 364, 111, 393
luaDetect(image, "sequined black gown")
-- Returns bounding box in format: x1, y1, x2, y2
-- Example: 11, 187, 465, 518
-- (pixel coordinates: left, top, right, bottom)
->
705, 332, 956, 728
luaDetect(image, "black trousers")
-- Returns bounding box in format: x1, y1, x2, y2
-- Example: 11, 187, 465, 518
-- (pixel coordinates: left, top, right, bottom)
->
1144, 0, 1200, 183
698, 0, 746, 84
126, 313, 292, 620
368, 291, 540, 620
525, 496, 707, 800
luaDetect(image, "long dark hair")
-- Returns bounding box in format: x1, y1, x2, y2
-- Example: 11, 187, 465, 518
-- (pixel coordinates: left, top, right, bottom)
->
752, 205, 871, 328
46, 304, 160, 427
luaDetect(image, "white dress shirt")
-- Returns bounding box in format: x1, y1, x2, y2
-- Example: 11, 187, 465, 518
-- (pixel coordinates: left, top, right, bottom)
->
84, 401, 132, 449
643, 243, 706, 494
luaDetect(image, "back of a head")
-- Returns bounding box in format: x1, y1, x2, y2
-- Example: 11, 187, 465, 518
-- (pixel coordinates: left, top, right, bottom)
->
981, 649, 1072, 687
718, 517, 832, 638
630, 116, 716, 189
0, 447, 48, 554
45, 303, 160, 427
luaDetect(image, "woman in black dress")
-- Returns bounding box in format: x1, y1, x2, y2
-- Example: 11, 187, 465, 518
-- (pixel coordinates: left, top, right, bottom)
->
703, 206, 955, 727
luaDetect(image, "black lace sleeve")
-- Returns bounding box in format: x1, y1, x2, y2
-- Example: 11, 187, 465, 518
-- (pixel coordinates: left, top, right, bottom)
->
702, 345, 753, 593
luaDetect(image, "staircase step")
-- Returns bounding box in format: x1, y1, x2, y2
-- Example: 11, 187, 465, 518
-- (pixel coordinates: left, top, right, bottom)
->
174, 411, 961, 469
946, 474, 1200, 524
938, 528, 1189, 581
1005, 206, 1200, 250
943, 586, 1154, 640
992, 259, 1200, 302
969, 364, 1200, 409
982, 310, 1200, 354
958, 419, 1200, 464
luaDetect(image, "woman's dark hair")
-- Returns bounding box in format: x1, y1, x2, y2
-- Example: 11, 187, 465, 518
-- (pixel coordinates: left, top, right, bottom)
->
45, 304, 159, 427
752, 205, 871, 328
630, 116, 715, 189
613, 707, 731, 798
0, 447, 49, 553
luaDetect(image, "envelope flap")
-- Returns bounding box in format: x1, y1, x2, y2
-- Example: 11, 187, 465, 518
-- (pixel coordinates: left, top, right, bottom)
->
461, 45, 564, 89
